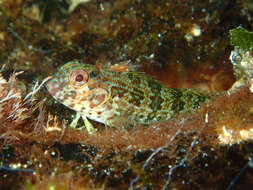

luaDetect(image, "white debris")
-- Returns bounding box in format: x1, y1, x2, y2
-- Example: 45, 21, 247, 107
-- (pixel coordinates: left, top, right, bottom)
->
68, 0, 90, 13
185, 23, 202, 42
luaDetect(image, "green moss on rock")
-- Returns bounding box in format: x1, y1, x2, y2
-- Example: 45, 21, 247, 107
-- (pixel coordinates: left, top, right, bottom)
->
230, 26, 253, 51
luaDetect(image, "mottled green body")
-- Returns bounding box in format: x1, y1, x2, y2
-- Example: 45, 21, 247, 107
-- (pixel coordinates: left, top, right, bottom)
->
47, 60, 208, 128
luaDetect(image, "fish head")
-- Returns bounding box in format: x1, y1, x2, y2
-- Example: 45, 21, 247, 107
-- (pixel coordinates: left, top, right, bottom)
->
46, 60, 108, 114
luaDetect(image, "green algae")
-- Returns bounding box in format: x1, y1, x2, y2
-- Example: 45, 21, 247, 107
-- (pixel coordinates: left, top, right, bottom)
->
230, 26, 253, 51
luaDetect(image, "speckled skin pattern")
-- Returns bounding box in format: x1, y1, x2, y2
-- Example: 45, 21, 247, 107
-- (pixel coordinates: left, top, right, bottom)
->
46, 60, 209, 128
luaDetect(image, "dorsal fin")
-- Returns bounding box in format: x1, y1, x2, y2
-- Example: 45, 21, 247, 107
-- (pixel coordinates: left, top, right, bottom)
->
96, 60, 139, 72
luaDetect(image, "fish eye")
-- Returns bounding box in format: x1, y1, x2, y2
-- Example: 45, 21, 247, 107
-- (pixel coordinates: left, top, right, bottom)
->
75, 74, 84, 82
70, 69, 89, 86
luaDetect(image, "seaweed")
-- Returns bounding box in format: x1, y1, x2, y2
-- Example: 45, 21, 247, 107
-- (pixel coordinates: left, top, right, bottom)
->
230, 26, 253, 51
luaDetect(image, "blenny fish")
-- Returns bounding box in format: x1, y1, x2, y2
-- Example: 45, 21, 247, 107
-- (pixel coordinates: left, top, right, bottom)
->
46, 60, 208, 133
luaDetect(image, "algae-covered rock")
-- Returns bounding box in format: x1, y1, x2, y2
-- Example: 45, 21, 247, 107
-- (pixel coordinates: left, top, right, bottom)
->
230, 26, 253, 51
229, 27, 253, 92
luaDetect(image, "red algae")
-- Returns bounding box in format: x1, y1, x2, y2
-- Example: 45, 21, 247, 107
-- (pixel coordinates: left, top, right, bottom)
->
0, 73, 253, 189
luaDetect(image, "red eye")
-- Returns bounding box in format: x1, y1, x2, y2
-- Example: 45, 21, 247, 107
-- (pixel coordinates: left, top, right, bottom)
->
70, 69, 88, 86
